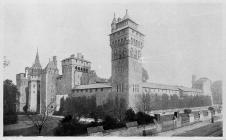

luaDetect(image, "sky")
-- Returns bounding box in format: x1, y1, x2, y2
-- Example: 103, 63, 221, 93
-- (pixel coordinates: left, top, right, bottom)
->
2, 1, 223, 87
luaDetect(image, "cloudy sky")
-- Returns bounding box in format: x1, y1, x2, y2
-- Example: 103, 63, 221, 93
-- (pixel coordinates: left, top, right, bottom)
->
3, 0, 223, 87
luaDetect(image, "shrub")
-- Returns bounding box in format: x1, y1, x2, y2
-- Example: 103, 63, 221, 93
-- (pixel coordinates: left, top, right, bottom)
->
124, 108, 136, 122
54, 115, 87, 136
184, 109, 192, 114
208, 106, 214, 111
135, 111, 155, 125
103, 115, 125, 130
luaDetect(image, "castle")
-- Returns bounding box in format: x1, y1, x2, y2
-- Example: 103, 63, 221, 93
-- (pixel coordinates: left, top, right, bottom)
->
16, 10, 213, 113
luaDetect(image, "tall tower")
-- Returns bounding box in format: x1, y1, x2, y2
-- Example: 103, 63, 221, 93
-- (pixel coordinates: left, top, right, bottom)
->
28, 49, 42, 112
40, 56, 59, 113
61, 53, 91, 95
110, 10, 144, 110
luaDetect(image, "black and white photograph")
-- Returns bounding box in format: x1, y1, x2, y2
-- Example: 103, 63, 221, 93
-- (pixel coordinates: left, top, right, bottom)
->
1, 0, 224, 138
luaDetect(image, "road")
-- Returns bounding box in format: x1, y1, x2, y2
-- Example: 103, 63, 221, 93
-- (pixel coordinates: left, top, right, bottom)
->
174, 121, 222, 136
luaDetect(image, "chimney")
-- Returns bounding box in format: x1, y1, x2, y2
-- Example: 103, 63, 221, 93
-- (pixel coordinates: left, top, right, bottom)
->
25, 67, 29, 78
53, 56, 57, 66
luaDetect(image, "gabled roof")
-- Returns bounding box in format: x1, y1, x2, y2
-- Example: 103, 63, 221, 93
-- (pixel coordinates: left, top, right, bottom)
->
142, 82, 179, 90
177, 86, 202, 92
73, 83, 112, 90
142, 82, 202, 92
44, 60, 57, 70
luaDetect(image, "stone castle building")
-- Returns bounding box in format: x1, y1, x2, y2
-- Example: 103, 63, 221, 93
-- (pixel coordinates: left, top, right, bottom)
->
16, 10, 213, 113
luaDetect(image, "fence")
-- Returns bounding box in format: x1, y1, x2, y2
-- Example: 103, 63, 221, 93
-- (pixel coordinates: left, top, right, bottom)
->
88, 109, 220, 136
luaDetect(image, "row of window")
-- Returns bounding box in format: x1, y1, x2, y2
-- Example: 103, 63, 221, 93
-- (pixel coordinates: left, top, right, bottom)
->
133, 84, 139, 92
113, 47, 141, 60
75, 66, 89, 73
63, 59, 90, 65
114, 66, 125, 73
111, 37, 127, 46
76, 88, 104, 93
143, 88, 179, 94
130, 37, 143, 47
62, 66, 89, 73
111, 37, 143, 48
116, 83, 124, 92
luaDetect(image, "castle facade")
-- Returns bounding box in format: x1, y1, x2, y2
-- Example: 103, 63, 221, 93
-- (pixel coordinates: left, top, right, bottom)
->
16, 10, 213, 113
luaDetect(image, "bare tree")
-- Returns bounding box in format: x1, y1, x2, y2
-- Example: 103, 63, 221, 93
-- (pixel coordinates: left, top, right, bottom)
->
24, 101, 56, 135
136, 93, 151, 113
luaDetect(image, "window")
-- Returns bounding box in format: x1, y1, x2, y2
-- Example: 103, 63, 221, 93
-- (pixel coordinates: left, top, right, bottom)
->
95, 89, 97, 92
90, 89, 92, 93
133, 84, 134, 92
101, 88, 103, 92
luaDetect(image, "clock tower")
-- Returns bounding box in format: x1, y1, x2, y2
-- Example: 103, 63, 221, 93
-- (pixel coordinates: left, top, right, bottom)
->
110, 10, 144, 110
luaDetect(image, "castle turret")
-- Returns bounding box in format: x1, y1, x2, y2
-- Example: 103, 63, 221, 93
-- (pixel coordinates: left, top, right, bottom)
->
30, 49, 42, 76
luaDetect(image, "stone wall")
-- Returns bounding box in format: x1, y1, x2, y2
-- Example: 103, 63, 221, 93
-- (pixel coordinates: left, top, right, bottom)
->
16, 73, 29, 112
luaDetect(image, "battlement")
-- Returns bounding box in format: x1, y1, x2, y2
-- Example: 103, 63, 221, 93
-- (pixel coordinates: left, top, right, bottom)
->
111, 10, 142, 34
29, 75, 41, 81
16, 73, 27, 79
62, 53, 91, 68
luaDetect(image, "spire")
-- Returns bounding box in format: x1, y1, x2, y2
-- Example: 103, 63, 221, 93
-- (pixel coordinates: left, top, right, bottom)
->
123, 9, 130, 19
112, 12, 116, 24
35, 48, 40, 64
32, 48, 42, 69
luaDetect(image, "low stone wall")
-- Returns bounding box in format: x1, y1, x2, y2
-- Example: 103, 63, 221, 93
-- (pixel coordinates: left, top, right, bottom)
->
88, 109, 220, 136
104, 124, 157, 136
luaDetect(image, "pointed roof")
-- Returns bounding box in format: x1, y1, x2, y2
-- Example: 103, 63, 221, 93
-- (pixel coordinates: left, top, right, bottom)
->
32, 48, 42, 69
123, 9, 130, 20
112, 12, 117, 24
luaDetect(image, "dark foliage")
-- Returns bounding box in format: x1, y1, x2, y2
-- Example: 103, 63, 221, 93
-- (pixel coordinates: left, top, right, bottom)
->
64, 96, 96, 119
4, 79, 19, 124
103, 115, 125, 130
23, 104, 28, 113
184, 109, 192, 114
141, 93, 212, 111
208, 106, 214, 111
124, 108, 136, 122
54, 115, 103, 136
135, 111, 155, 125
211, 80, 222, 105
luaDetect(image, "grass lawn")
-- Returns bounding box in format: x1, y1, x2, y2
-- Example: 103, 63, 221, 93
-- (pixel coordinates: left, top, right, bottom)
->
4, 115, 61, 136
